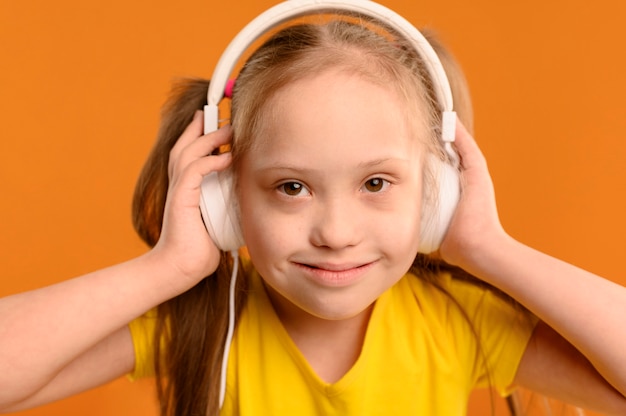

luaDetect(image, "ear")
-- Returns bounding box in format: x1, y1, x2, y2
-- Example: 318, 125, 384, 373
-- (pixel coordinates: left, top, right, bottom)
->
418, 154, 461, 253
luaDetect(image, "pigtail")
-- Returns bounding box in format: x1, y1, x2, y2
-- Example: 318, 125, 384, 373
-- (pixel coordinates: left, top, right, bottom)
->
131, 78, 245, 416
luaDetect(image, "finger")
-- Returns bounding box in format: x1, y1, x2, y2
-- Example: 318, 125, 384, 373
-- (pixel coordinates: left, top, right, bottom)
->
170, 110, 204, 166
181, 124, 232, 160
169, 125, 232, 179
171, 152, 233, 194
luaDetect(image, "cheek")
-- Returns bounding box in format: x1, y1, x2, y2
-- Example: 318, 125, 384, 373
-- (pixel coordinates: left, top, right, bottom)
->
237, 183, 295, 262
393, 204, 422, 253
384, 184, 423, 259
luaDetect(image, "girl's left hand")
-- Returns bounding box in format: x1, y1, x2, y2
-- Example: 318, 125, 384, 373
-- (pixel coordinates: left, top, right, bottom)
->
438, 121, 507, 268
439, 123, 626, 411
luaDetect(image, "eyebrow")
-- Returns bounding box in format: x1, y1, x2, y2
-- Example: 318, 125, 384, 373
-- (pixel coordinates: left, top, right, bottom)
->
357, 157, 409, 169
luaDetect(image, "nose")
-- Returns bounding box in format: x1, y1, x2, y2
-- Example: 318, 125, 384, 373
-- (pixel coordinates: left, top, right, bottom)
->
309, 196, 361, 250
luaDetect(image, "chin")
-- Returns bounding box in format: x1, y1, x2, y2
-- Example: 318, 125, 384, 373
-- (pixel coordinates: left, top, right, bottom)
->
301, 297, 375, 322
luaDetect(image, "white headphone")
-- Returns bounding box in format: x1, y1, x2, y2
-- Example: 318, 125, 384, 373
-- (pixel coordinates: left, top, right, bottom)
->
199, 0, 461, 255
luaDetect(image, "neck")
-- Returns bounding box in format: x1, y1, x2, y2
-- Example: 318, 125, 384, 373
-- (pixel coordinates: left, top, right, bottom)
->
264, 284, 374, 383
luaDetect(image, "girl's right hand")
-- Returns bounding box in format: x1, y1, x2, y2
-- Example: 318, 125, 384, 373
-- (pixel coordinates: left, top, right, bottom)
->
151, 110, 233, 289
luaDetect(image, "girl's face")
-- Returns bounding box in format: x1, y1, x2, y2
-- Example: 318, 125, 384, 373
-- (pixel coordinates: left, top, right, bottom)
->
238, 68, 425, 321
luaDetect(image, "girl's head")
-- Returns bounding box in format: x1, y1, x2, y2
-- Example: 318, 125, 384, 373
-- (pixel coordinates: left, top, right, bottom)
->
225, 19, 458, 319
133, 15, 473, 255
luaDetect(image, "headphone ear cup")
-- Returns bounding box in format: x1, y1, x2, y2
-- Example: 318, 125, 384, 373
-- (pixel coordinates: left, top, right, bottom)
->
199, 170, 245, 251
418, 154, 461, 254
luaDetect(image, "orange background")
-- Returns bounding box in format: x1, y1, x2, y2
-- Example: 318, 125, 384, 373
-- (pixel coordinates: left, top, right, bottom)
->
1, 0, 624, 415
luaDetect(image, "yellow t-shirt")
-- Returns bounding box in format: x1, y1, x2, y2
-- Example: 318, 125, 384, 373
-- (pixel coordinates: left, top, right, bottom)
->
129, 268, 536, 415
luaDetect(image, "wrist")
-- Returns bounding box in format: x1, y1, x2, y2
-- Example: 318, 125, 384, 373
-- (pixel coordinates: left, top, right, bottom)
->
143, 242, 219, 295
441, 227, 514, 281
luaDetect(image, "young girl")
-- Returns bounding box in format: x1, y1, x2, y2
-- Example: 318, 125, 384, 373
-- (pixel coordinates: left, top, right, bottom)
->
1, 3, 626, 416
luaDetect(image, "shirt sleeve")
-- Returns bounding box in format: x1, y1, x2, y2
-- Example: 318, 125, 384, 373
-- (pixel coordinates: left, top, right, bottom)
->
127, 309, 158, 380
445, 275, 538, 396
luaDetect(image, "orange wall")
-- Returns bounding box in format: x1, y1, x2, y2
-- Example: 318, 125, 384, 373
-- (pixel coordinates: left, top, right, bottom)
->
1, 0, 624, 415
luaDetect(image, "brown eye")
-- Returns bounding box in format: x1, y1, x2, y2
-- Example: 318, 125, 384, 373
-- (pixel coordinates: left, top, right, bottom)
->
279, 182, 309, 196
363, 178, 388, 193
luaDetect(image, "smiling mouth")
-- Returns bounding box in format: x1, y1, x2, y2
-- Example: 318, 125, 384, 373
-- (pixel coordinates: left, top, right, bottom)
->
293, 261, 377, 287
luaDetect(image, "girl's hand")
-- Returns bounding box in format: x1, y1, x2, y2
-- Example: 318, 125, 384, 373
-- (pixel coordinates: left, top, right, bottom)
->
438, 121, 508, 269
151, 111, 233, 289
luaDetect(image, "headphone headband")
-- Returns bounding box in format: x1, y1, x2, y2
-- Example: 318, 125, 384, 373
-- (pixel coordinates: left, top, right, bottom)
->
206, 0, 454, 121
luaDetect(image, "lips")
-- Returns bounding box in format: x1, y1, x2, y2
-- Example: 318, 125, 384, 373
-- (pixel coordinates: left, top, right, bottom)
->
293, 260, 377, 287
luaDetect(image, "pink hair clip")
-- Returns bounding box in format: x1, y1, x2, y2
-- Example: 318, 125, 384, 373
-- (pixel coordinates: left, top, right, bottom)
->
224, 79, 236, 98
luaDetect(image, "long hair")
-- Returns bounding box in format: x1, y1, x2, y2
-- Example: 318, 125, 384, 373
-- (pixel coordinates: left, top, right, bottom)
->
131, 16, 521, 416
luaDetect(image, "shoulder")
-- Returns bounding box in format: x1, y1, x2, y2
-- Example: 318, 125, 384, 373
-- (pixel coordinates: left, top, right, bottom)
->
400, 267, 534, 329
397, 268, 537, 391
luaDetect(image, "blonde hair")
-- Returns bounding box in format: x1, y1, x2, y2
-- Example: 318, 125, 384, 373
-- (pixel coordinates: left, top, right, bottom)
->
133, 16, 476, 416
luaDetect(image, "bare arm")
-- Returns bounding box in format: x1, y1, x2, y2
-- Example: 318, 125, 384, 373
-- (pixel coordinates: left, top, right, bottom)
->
469, 234, 626, 397
1, 326, 134, 413
440, 121, 626, 409
515, 321, 626, 415
0, 252, 175, 410
0, 113, 231, 411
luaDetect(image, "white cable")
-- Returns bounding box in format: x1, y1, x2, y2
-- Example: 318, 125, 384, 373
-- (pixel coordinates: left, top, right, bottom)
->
219, 250, 239, 409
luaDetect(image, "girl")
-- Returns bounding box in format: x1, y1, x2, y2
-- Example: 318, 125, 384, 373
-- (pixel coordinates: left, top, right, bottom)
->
1, 3, 626, 416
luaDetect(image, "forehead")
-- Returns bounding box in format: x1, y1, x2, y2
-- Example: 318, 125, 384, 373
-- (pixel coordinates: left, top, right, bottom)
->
240, 70, 422, 170
250, 69, 424, 160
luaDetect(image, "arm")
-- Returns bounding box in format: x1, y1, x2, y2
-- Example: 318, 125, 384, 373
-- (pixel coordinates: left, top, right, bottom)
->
516, 321, 626, 415
439, 122, 626, 410
0, 112, 231, 411
1, 326, 134, 413
0, 252, 177, 411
